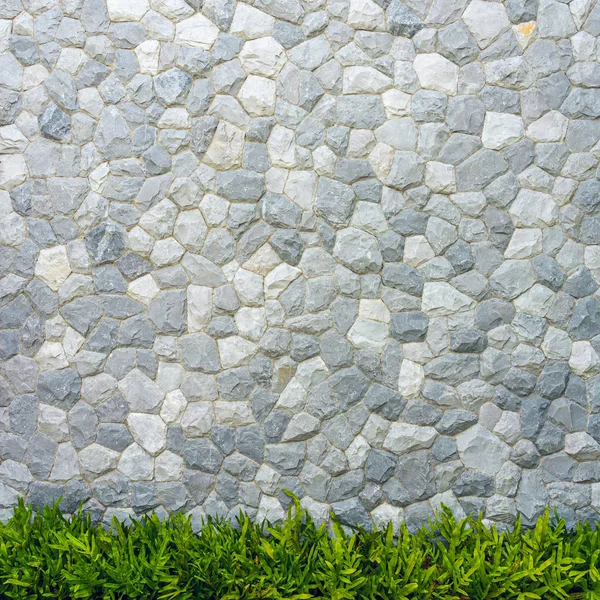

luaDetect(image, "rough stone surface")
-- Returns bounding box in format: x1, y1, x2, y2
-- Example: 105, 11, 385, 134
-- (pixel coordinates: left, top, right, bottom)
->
0, 0, 597, 531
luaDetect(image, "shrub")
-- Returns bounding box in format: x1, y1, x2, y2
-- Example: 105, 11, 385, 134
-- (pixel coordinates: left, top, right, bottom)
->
1, 495, 600, 599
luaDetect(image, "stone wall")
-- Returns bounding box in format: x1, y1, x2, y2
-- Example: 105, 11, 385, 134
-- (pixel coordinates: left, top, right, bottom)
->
1, 0, 600, 530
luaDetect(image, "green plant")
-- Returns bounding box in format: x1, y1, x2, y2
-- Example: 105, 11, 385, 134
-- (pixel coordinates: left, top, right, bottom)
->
1, 496, 600, 599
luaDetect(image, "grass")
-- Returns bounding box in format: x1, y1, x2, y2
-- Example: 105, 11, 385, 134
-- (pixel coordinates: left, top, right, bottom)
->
1, 495, 600, 599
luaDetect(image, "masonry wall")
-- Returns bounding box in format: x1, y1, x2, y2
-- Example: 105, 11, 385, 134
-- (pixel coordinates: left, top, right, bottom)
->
1, 0, 600, 529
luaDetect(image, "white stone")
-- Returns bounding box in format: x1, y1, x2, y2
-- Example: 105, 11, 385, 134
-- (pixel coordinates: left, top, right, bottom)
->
359, 299, 390, 323
256, 495, 284, 523
63, 327, 84, 359
382, 89, 411, 117
118, 370, 165, 412
585, 246, 600, 283
0, 154, 27, 190
200, 195, 229, 227
107, 0, 149, 20
181, 402, 214, 437
127, 413, 167, 456
128, 274, 160, 306
542, 326, 572, 360
505, 228, 542, 259
462, 0, 510, 48
160, 390, 187, 424
284, 171, 317, 210
456, 425, 510, 475
510, 190, 558, 227
514, 284, 554, 317
240, 37, 286, 78
493, 411, 521, 444
81, 374, 117, 406
571, 31, 596, 60
35, 342, 69, 371
482, 112, 524, 150
266, 166, 288, 192
56, 49, 86, 75
282, 412, 321, 442
119, 443, 154, 481
158, 108, 190, 129
346, 436, 370, 469
569, 341, 600, 377
135, 40, 160, 74
238, 75, 276, 116
175, 13, 219, 49
296, 357, 329, 390
425, 162, 456, 193
234, 268, 264, 305
204, 121, 244, 170
276, 378, 307, 411
403, 235, 435, 267
363, 414, 391, 447
50, 443, 80, 481
348, 317, 388, 353
372, 504, 404, 532
265, 263, 301, 298
351, 202, 388, 235
268, 125, 296, 168
79, 444, 120, 477
526, 110, 569, 142
565, 432, 600, 460
155, 451, 184, 481
243, 244, 281, 277
255, 464, 281, 494
0, 20, 10, 53
150, 238, 185, 266
218, 336, 257, 369
422, 282, 475, 316
348, 129, 376, 157
0, 211, 25, 247
347, 0, 385, 30
23, 64, 48, 90
0, 125, 27, 153
79, 88, 104, 119
214, 401, 255, 426
413, 53, 459, 95
38, 405, 69, 442
230, 3, 275, 39
343, 66, 392, 94
35, 246, 71, 291
300, 497, 329, 524
383, 423, 438, 454
313, 145, 336, 176
375, 118, 417, 151
235, 307, 267, 341
187, 285, 212, 332
397, 359, 424, 398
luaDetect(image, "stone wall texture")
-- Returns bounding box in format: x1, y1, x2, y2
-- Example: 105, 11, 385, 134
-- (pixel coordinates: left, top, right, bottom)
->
2, 0, 600, 530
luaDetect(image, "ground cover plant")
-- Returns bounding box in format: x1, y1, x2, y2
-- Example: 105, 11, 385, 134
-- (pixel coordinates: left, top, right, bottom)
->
1, 495, 600, 600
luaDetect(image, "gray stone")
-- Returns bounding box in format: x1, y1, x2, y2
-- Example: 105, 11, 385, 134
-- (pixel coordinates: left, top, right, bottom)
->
390, 312, 429, 342
424, 354, 480, 386
456, 150, 508, 192
180, 334, 220, 373
450, 329, 487, 353
438, 22, 478, 66
387, 0, 423, 37
182, 439, 223, 473
337, 96, 386, 129
569, 297, 600, 341
148, 291, 186, 335
39, 103, 71, 141
38, 369, 81, 411
382, 263, 423, 295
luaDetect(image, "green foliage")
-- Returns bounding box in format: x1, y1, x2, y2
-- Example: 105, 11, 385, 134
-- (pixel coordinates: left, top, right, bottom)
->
2, 496, 600, 599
